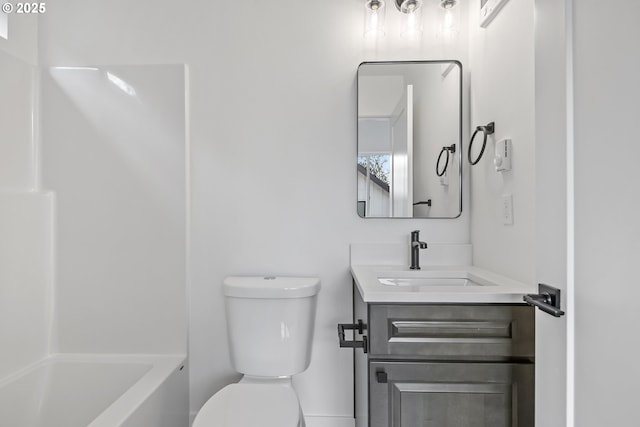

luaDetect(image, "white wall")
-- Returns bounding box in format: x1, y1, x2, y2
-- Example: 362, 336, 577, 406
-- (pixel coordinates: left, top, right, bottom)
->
572, 1, 640, 424
468, 0, 536, 284
37, 0, 470, 420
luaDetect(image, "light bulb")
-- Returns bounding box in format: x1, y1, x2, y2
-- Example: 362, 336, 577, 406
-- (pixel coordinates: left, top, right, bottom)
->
364, 0, 386, 38
399, 0, 423, 38
444, 9, 453, 29
439, 0, 459, 38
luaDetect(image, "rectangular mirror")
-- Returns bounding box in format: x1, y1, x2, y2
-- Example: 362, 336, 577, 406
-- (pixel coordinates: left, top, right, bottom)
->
357, 60, 462, 218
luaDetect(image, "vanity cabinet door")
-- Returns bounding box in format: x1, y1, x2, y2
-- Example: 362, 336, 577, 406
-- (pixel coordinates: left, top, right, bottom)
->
369, 361, 534, 427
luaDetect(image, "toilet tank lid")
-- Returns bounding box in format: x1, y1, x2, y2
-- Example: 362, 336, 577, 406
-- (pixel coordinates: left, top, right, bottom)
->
223, 276, 321, 298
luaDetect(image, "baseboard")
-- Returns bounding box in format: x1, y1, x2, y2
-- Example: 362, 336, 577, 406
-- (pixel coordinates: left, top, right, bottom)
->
190, 411, 354, 427
305, 415, 355, 427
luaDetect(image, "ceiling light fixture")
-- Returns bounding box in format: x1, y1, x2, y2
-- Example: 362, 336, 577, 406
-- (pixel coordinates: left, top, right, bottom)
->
365, 0, 448, 40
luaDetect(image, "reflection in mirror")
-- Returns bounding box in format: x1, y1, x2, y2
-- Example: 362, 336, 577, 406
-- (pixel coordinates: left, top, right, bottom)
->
357, 61, 462, 218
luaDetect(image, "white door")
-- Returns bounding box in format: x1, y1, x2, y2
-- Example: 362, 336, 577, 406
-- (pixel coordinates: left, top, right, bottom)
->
536, 2, 640, 426
534, 0, 571, 425
570, 1, 640, 426
390, 84, 413, 217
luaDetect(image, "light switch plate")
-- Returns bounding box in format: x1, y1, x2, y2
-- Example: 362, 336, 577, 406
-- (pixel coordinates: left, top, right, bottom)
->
502, 194, 513, 225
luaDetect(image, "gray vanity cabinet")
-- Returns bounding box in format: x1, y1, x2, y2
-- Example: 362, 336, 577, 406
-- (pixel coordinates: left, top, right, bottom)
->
352, 285, 535, 427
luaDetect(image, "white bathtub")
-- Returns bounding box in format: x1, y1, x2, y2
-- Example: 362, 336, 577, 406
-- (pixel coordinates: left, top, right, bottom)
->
0, 353, 188, 427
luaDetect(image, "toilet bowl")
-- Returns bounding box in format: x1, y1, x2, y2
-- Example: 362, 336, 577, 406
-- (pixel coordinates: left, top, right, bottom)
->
192, 380, 302, 427
192, 276, 320, 427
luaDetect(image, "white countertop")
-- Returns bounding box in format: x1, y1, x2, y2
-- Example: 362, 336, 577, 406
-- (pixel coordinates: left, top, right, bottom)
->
350, 264, 535, 303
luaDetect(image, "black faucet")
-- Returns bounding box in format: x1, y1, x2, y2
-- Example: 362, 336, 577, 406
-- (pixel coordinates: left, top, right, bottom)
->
410, 230, 428, 270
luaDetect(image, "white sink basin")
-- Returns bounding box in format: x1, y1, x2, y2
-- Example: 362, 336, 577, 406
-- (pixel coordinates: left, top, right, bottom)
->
378, 277, 482, 287
374, 269, 493, 288
350, 264, 534, 303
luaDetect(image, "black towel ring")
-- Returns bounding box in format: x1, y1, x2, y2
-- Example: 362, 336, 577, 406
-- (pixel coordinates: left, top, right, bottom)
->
436, 144, 456, 177
468, 122, 495, 165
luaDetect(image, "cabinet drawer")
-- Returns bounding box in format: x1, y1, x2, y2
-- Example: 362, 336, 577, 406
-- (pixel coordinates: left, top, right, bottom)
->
368, 304, 534, 360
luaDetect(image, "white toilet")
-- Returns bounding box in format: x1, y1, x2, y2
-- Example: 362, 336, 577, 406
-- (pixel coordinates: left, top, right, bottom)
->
192, 276, 321, 427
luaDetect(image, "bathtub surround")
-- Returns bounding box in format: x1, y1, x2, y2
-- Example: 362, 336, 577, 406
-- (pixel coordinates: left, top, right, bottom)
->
37, 64, 189, 423
41, 65, 188, 355
0, 192, 53, 380
0, 35, 190, 424
0, 50, 37, 189
0, 9, 37, 65
0, 24, 51, 381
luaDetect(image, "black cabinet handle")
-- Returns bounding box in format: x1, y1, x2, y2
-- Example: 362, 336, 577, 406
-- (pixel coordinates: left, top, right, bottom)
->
376, 370, 388, 383
338, 320, 368, 353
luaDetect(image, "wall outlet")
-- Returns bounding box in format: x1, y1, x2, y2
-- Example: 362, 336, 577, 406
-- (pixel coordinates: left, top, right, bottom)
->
502, 194, 513, 225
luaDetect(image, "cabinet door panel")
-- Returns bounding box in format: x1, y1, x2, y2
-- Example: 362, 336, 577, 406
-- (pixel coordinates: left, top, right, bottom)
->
393, 382, 511, 427
370, 361, 534, 427
369, 304, 535, 360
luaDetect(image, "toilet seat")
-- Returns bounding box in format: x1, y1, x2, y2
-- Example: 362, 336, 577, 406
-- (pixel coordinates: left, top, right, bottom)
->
192, 383, 301, 427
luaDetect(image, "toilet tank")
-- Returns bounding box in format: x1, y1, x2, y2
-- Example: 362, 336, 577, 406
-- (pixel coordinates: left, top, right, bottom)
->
223, 276, 321, 377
